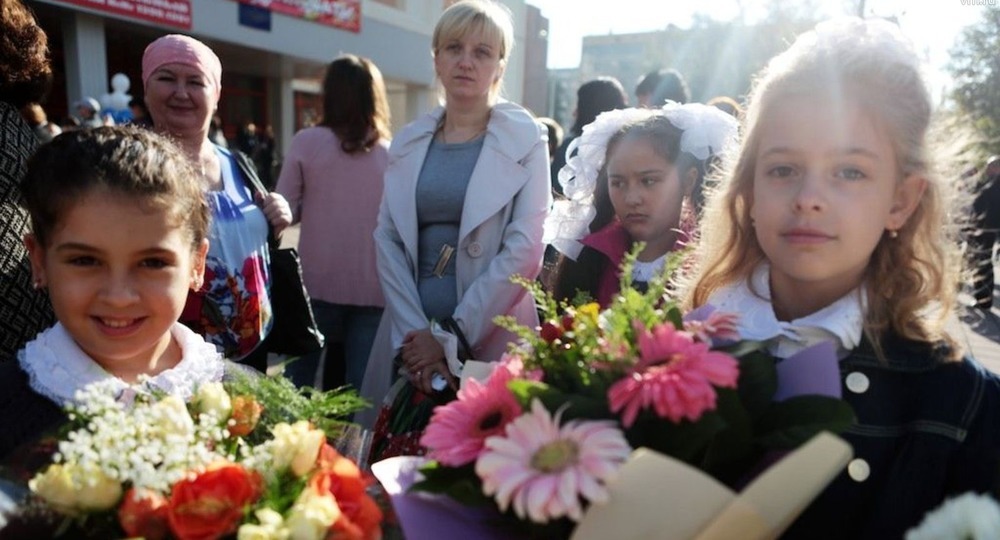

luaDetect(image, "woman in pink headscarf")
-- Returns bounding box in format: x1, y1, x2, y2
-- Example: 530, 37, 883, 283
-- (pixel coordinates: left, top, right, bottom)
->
142, 34, 292, 371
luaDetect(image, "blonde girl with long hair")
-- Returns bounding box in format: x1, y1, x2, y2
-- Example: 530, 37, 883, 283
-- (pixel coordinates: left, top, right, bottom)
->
685, 18, 1000, 538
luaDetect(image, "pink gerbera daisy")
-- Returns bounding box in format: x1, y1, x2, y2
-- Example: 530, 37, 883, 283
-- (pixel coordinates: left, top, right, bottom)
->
420, 377, 522, 467
488, 353, 542, 387
684, 310, 741, 345
608, 321, 739, 427
475, 400, 631, 523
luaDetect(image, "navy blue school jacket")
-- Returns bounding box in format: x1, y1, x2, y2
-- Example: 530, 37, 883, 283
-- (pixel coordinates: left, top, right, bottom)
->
784, 332, 1000, 539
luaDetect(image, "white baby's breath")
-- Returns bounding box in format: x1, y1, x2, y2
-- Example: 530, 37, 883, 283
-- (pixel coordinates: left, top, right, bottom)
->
43, 379, 235, 496
906, 492, 1000, 540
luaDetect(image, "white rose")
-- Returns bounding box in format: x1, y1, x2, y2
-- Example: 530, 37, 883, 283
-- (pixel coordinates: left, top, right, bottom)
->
270, 421, 325, 477
255, 508, 286, 528
74, 464, 122, 511
151, 395, 195, 437
195, 382, 232, 421
237, 508, 289, 540
238, 524, 289, 540
284, 487, 340, 540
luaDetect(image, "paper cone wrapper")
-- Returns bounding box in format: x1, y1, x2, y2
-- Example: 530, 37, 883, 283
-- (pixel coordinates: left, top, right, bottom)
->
371, 456, 513, 540
372, 432, 851, 540
572, 431, 852, 540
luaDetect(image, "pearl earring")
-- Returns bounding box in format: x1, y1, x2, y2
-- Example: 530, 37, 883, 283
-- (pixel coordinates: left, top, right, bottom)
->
887, 229, 899, 239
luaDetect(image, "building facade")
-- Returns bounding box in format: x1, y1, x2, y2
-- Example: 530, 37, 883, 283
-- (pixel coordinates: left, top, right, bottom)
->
28, 0, 546, 156
518, 3, 548, 117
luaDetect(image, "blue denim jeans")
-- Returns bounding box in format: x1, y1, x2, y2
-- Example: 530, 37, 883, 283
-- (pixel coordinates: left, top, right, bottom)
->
284, 300, 383, 390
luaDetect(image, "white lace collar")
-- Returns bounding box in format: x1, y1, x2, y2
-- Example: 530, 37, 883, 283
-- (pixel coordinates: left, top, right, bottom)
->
706, 264, 865, 359
19, 322, 225, 407
632, 255, 666, 283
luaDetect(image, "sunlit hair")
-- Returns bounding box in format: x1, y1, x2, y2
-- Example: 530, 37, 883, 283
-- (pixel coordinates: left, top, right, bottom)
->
21, 126, 209, 250
432, 0, 514, 101
686, 17, 964, 353
706, 96, 742, 119
320, 54, 392, 154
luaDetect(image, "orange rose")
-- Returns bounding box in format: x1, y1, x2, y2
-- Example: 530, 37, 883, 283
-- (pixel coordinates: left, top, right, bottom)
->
118, 488, 169, 540
166, 463, 262, 540
228, 395, 264, 437
311, 445, 383, 540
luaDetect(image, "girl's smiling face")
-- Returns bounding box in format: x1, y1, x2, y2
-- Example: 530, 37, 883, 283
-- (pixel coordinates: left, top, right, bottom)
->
27, 192, 208, 378
750, 95, 925, 318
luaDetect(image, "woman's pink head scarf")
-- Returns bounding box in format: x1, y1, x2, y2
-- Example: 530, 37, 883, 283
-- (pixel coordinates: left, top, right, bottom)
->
142, 34, 222, 100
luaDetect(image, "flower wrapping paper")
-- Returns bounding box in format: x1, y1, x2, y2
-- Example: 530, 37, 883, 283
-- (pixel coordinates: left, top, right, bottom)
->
373, 431, 852, 540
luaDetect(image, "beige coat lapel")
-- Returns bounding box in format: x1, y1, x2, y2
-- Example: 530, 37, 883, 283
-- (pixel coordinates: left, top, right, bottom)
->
382, 114, 438, 277
458, 144, 531, 242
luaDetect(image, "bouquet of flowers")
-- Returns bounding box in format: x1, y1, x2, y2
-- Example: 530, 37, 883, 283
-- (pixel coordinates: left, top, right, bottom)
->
373, 254, 855, 539
11, 372, 382, 540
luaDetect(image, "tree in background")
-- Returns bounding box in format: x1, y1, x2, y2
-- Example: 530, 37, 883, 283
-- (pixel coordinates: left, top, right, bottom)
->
949, 8, 1000, 152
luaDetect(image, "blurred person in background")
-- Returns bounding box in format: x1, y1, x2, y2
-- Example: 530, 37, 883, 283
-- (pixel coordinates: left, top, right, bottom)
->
142, 34, 292, 371
73, 96, 104, 128
128, 97, 152, 128
256, 124, 276, 190
362, 0, 550, 457
971, 156, 1000, 310
537, 116, 563, 164
208, 114, 228, 147
237, 120, 258, 157
20, 102, 61, 143
277, 54, 391, 391
0, 0, 55, 361
550, 76, 627, 194
635, 68, 689, 108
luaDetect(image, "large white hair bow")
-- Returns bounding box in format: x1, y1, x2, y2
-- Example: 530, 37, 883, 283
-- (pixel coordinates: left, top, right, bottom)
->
543, 102, 738, 259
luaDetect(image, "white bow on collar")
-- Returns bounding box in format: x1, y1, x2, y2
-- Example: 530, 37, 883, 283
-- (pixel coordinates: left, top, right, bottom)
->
707, 264, 866, 359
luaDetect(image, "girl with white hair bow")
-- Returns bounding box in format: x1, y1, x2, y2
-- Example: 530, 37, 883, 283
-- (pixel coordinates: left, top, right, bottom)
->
544, 102, 737, 306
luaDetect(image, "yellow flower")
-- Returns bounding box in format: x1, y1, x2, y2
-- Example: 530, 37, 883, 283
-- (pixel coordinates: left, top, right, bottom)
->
29, 464, 78, 511
270, 421, 325, 477
577, 303, 601, 324
29, 463, 122, 512
195, 381, 232, 421
284, 486, 341, 540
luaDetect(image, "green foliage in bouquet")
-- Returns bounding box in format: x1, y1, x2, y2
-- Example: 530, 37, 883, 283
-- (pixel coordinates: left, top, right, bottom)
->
411, 247, 854, 531
221, 370, 369, 441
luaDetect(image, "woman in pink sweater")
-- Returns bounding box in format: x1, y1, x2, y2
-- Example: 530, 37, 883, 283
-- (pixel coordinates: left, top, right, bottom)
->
276, 54, 391, 389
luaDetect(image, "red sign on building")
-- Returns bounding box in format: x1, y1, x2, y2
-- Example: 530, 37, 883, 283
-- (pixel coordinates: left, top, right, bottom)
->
236, 0, 361, 33
53, 0, 192, 30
